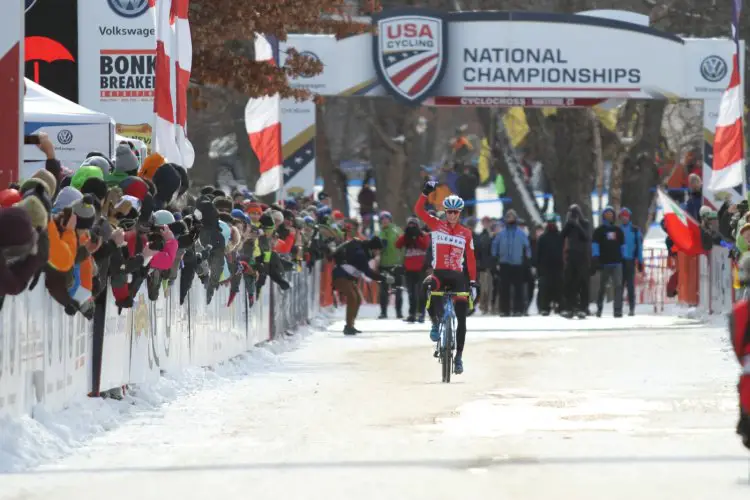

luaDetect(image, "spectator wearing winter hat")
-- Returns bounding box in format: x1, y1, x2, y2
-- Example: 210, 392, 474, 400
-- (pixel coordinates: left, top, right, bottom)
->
396, 216, 430, 322
151, 162, 182, 210
0, 208, 44, 297
29, 169, 57, 198
14, 195, 48, 231
0, 189, 21, 208
138, 153, 166, 181
106, 144, 140, 187
80, 176, 108, 206
70, 165, 104, 192
83, 156, 113, 179
377, 210, 404, 319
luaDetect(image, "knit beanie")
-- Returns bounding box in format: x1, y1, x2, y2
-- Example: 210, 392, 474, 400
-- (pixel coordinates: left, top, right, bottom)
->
138, 153, 166, 180
114, 144, 139, 174
31, 169, 57, 197
72, 195, 97, 230
0, 207, 35, 247
21, 182, 52, 214
71, 165, 104, 191
119, 176, 149, 202
83, 155, 113, 176
19, 178, 49, 200
14, 196, 48, 229
80, 177, 108, 202
0, 189, 21, 208
213, 196, 234, 213
52, 186, 83, 213
270, 210, 284, 226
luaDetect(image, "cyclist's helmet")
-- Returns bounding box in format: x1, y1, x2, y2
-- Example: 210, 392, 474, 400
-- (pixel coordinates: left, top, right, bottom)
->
442, 195, 465, 211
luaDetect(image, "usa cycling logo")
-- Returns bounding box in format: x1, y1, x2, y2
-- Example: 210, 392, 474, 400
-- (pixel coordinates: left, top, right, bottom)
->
57, 129, 73, 145
107, 0, 150, 18
700, 55, 728, 82
25, 0, 37, 13
373, 9, 448, 105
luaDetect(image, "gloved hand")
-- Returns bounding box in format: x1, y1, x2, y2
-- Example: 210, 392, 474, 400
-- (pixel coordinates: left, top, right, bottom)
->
383, 274, 395, 285
422, 180, 437, 196
469, 280, 480, 302
637, 260, 644, 273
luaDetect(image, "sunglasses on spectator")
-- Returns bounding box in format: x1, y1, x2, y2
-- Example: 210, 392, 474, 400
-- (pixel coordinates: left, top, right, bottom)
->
446, 210, 461, 215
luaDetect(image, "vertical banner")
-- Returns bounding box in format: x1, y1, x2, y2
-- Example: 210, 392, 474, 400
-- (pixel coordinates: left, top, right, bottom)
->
702, 40, 746, 208
0, 0, 23, 188
78, 0, 155, 148
24, 0, 78, 103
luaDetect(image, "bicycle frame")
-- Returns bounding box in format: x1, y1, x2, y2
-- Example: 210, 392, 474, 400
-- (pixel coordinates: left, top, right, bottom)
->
426, 290, 473, 348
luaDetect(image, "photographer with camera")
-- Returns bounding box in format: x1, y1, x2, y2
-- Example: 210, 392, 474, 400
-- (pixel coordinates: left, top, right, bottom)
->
395, 216, 429, 323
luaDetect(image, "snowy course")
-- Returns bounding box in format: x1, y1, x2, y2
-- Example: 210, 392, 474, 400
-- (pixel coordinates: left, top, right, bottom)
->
0, 305, 748, 499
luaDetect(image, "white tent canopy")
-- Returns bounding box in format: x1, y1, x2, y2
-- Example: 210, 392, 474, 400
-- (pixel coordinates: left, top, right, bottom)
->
23, 78, 115, 179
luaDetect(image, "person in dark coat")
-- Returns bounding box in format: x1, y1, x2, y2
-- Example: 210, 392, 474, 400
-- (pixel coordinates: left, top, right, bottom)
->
561, 204, 591, 318
455, 164, 479, 217
475, 216, 494, 314
535, 213, 564, 315
592, 206, 625, 318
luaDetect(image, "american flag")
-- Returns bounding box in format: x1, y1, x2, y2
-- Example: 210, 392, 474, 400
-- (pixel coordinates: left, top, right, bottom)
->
382, 49, 439, 98
708, 0, 744, 192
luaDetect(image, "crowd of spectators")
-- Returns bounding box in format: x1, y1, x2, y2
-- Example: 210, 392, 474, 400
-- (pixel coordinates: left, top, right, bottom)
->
0, 133, 350, 321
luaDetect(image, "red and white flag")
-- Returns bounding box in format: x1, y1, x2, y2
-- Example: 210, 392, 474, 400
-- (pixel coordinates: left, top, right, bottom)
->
246, 34, 282, 196
0, 1, 22, 188
151, 0, 194, 168
708, 0, 744, 192
657, 188, 706, 256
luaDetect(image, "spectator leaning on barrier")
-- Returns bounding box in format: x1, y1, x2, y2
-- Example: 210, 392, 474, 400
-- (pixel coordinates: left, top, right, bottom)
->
618, 207, 643, 316
333, 236, 393, 335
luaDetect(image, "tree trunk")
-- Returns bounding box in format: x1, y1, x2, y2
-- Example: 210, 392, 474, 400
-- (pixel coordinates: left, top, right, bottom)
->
316, 103, 348, 212
620, 101, 667, 230
366, 97, 419, 224
525, 109, 597, 222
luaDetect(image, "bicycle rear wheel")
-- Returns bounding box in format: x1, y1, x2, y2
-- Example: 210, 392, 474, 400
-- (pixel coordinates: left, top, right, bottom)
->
441, 320, 453, 383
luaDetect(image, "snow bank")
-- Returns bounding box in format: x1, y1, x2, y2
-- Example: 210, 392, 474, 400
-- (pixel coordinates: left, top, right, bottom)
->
0, 311, 332, 473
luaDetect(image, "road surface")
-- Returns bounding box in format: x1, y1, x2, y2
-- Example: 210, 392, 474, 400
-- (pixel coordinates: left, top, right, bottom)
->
1, 306, 748, 499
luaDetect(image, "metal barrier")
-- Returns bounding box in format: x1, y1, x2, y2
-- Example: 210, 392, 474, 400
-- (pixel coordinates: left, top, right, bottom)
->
0, 262, 322, 419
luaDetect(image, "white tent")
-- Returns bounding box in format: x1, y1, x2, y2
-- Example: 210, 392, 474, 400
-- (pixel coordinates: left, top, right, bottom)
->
23, 79, 115, 179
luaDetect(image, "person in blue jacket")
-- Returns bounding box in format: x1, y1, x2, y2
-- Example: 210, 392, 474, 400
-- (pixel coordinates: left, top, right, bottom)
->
491, 209, 530, 316
592, 206, 625, 317
618, 207, 644, 316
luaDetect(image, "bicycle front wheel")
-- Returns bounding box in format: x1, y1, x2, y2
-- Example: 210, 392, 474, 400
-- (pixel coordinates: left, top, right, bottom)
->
441, 320, 453, 383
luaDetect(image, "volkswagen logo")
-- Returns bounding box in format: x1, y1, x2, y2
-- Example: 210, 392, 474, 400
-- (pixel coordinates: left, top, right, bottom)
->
298, 51, 322, 78
25, 0, 38, 13
107, 0, 150, 18
700, 55, 728, 82
57, 129, 73, 145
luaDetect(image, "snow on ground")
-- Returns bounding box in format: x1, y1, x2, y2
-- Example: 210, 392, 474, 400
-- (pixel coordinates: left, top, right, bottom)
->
1, 304, 748, 500
0, 313, 331, 474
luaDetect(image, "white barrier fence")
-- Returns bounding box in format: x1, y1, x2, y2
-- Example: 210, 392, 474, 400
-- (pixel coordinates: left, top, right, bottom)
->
699, 245, 735, 316
0, 263, 321, 419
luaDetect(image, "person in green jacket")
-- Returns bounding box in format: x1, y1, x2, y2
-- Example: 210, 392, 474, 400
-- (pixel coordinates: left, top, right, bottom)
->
377, 210, 404, 319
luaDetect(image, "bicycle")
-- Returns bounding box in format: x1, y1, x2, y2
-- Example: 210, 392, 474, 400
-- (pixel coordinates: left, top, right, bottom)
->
425, 286, 473, 383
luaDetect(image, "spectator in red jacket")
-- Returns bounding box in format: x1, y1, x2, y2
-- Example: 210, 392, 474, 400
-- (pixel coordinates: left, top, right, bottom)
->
395, 216, 430, 323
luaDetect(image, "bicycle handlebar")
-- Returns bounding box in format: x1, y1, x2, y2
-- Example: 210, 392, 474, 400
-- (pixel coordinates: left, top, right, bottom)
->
426, 289, 474, 310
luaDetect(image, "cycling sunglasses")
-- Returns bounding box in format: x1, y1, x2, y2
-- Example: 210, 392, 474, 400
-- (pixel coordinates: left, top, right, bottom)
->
445, 210, 461, 215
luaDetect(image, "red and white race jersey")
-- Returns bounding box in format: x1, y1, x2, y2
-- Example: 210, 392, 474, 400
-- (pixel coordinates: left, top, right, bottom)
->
414, 194, 477, 281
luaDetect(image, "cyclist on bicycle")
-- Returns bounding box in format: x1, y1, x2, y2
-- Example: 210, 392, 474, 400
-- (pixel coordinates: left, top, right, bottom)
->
415, 180, 478, 374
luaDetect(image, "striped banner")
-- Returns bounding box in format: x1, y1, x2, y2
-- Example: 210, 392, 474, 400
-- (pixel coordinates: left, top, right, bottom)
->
0, 1, 22, 188
708, 0, 744, 192
246, 34, 282, 196
150, 0, 194, 167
